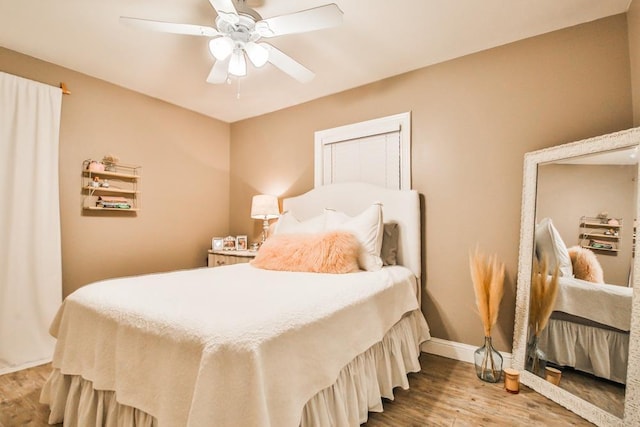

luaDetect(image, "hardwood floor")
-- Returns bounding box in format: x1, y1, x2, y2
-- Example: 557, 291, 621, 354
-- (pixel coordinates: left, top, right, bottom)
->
0, 353, 593, 426
365, 354, 593, 426
0, 363, 57, 427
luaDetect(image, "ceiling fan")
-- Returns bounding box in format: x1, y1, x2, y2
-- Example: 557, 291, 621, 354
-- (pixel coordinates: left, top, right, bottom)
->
120, 0, 343, 84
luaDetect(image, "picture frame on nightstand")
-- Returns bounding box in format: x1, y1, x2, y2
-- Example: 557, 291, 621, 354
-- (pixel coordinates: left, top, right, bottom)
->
236, 235, 248, 250
223, 236, 237, 250
212, 237, 224, 251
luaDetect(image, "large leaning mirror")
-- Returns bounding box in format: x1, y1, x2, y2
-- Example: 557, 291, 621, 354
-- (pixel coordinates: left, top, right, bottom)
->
513, 126, 640, 426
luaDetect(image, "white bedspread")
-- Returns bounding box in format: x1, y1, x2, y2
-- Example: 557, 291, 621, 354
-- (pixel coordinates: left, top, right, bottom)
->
48, 264, 424, 427
553, 276, 632, 331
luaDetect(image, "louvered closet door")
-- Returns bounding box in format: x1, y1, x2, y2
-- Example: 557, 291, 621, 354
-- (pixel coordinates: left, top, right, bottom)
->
314, 112, 410, 190
322, 131, 401, 189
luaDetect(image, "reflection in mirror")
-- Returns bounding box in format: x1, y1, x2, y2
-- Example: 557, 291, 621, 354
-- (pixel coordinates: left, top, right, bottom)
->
530, 147, 637, 418
512, 127, 640, 427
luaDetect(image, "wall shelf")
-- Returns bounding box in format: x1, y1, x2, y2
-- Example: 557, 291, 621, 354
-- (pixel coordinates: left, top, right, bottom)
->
82, 160, 140, 212
579, 215, 621, 254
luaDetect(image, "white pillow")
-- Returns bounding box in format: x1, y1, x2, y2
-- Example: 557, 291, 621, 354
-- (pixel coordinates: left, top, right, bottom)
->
535, 217, 573, 277
273, 211, 325, 235
324, 203, 384, 271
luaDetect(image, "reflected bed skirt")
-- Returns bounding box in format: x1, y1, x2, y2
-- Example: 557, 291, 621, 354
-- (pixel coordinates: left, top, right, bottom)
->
41, 309, 429, 426
539, 317, 628, 384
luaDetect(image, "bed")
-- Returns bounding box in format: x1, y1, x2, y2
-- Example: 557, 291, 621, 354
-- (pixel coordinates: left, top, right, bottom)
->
40, 182, 430, 426
538, 276, 632, 384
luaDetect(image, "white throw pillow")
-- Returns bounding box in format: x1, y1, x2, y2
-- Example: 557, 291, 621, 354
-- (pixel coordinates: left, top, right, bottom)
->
273, 211, 325, 235
324, 203, 384, 271
535, 217, 573, 277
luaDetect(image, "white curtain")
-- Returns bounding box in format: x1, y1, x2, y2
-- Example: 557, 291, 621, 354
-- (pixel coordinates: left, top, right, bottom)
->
0, 72, 62, 374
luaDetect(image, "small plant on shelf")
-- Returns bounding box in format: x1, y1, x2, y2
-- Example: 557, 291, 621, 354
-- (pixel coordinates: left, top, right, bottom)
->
102, 154, 120, 172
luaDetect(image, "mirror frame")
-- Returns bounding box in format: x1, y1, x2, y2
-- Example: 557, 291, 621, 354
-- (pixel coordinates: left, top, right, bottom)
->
513, 126, 640, 426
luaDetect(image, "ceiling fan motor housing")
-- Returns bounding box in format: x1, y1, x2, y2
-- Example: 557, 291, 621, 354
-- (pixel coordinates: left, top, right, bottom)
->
216, 15, 261, 46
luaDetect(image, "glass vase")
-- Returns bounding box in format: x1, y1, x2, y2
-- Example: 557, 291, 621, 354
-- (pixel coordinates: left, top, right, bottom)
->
474, 336, 503, 383
526, 334, 547, 377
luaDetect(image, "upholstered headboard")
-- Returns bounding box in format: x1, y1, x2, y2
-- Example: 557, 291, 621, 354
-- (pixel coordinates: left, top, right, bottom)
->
282, 182, 421, 281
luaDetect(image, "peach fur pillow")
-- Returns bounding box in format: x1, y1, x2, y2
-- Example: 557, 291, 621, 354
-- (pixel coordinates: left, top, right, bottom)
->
251, 231, 360, 274
567, 245, 605, 284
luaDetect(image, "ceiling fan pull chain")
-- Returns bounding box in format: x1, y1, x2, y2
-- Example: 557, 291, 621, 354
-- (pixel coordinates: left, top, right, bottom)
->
237, 77, 241, 99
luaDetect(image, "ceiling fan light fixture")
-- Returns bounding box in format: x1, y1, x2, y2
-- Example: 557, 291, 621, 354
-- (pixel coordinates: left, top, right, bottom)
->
228, 50, 247, 76
209, 36, 234, 61
245, 42, 269, 67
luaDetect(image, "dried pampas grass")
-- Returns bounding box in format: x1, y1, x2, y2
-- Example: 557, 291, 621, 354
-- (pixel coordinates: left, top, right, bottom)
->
529, 256, 559, 338
469, 248, 505, 337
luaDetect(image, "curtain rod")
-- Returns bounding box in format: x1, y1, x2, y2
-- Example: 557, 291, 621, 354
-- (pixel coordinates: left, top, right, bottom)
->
59, 82, 70, 95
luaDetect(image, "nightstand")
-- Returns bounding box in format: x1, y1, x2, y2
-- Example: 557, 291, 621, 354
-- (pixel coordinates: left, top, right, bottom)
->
208, 249, 257, 267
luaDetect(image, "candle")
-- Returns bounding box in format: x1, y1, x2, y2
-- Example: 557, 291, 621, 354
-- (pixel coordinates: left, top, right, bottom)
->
504, 368, 520, 394
545, 367, 562, 386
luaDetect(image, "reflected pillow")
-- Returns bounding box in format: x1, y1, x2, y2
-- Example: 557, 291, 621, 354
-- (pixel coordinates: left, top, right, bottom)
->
251, 231, 360, 274
535, 217, 573, 277
324, 203, 384, 271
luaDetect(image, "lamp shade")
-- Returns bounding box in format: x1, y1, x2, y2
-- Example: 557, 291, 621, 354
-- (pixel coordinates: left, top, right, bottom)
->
251, 195, 279, 219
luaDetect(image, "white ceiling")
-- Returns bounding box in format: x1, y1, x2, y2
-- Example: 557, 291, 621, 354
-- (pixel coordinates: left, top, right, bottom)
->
0, 0, 632, 123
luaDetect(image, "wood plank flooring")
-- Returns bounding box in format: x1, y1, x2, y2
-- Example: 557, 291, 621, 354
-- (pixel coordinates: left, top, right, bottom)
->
0, 353, 593, 426
365, 354, 593, 426
0, 363, 57, 427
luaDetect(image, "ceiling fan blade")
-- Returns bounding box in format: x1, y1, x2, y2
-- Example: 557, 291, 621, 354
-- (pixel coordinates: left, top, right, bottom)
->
244, 42, 269, 67
261, 43, 314, 83
208, 0, 239, 24
255, 4, 343, 38
206, 58, 230, 84
120, 17, 220, 37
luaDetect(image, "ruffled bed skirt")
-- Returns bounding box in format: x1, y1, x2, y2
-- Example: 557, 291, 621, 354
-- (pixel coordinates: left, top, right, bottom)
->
539, 318, 628, 384
41, 309, 429, 426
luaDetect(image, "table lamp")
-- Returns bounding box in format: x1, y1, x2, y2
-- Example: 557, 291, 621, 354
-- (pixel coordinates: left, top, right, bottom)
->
251, 194, 279, 243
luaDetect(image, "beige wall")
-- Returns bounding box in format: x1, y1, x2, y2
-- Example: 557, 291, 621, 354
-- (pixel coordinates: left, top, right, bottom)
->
229, 15, 633, 351
536, 164, 636, 286
0, 47, 231, 297
630, 0, 640, 126
1, 13, 635, 353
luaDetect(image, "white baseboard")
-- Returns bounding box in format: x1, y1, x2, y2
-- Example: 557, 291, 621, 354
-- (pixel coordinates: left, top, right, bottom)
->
421, 337, 512, 366
0, 357, 51, 376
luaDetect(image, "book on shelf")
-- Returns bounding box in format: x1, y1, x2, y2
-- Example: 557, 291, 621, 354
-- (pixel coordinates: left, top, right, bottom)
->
588, 239, 614, 250
97, 195, 131, 209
